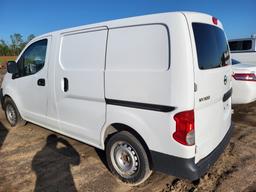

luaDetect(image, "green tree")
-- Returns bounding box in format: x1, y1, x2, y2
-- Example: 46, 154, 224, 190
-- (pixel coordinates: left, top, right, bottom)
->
10, 33, 24, 55
26, 34, 35, 43
0, 33, 35, 56
0, 40, 10, 56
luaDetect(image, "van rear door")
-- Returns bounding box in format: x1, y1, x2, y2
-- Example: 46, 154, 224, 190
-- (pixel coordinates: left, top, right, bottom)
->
184, 13, 232, 163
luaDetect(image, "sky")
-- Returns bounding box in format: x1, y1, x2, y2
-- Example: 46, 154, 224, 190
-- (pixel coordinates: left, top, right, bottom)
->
1, 0, 255, 43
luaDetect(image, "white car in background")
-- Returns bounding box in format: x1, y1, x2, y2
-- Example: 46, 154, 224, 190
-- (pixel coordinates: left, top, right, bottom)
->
232, 59, 256, 104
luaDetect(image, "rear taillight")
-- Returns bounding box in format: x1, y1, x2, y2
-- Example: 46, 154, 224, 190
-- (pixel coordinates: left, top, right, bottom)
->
233, 73, 256, 81
173, 110, 195, 146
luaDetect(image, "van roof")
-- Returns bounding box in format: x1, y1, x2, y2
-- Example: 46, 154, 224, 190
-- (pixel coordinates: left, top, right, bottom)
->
35, 11, 213, 39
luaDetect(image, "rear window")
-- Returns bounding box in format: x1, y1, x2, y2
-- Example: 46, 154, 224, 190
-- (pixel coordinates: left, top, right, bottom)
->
229, 40, 252, 51
193, 23, 230, 70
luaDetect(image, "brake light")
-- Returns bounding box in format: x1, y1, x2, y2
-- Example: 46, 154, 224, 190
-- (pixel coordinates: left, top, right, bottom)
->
212, 17, 218, 25
233, 73, 256, 81
173, 110, 195, 146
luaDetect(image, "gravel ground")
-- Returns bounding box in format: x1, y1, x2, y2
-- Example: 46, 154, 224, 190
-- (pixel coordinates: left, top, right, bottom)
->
0, 69, 256, 192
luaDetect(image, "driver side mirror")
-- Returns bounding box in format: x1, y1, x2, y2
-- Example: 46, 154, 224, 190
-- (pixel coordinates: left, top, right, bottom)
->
7, 61, 18, 74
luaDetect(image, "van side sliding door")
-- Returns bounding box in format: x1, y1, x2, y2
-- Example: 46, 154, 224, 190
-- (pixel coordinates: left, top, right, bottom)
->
55, 27, 108, 146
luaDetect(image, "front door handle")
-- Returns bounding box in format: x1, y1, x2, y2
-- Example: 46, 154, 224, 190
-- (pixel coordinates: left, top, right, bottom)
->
37, 78, 45, 86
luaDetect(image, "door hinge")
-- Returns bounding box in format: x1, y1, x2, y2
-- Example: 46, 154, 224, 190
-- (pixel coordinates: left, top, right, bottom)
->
195, 145, 198, 154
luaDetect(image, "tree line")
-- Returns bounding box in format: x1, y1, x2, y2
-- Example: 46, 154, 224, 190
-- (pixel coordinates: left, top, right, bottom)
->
0, 33, 35, 56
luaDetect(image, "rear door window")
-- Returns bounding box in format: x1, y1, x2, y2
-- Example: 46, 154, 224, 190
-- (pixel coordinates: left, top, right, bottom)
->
192, 23, 230, 70
229, 40, 252, 51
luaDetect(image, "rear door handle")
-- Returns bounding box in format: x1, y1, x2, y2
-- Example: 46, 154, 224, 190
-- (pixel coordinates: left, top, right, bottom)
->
37, 78, 45, 86
64, 77, 69, 92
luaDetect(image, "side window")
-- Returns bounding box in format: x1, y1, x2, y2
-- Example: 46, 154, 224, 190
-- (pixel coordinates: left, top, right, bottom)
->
16, 39, 48, 78
243, 40, 252, 50
229, 40, 252, 51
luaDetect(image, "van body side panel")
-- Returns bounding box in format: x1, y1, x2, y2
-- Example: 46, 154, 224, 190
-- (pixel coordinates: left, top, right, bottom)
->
106, 24, 171, 105
104, 105, 196, 158
45, 33, 60, 128
104, 14, 195, 158
54, 28, 108, 145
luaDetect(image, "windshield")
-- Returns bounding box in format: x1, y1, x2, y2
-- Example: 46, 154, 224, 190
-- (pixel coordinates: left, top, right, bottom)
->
192, 23, 230, 70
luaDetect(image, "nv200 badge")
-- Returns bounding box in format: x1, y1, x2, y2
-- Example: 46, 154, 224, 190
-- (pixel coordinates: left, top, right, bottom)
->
199, 96, 211, 102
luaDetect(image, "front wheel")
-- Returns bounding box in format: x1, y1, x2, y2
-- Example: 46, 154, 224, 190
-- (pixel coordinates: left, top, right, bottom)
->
4, 97, 26, 128
106, 131, 152, 185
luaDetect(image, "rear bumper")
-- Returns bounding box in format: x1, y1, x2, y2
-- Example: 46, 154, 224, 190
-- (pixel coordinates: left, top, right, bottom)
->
150, 123, 234, 180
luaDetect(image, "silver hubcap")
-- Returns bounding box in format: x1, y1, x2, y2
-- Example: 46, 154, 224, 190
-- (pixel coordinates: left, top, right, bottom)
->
110, 141, 139, 178
6, 104, 17, 125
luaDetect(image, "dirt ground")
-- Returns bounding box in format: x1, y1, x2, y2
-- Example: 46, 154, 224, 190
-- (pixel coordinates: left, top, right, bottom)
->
0, 70, 256, 192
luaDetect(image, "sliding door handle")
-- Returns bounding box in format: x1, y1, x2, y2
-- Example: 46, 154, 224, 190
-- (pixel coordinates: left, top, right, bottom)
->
64, 77, 69, 92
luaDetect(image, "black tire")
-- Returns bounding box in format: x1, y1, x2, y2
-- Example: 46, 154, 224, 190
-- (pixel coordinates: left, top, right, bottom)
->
4, 97, 26, 128
106, 131, 152, 185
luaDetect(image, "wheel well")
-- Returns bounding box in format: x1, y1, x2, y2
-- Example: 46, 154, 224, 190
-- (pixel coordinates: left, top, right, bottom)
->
104, 123, 153, 168
2, 95, 12, 110
2, 95, 22, 118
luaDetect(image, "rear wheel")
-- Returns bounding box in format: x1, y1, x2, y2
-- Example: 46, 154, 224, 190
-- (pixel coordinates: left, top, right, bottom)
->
4, 97, 26, 128
106, 131, 152, 185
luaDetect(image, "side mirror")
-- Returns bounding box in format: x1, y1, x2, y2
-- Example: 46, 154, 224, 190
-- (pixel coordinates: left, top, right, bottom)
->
7, 61, 18, 74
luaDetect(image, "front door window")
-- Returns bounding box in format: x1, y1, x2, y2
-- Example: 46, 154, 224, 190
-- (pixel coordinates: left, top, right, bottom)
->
15, 39, 48, 78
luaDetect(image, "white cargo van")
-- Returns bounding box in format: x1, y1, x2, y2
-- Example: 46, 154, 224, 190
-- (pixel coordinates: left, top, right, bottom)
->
0, 12, 233, 184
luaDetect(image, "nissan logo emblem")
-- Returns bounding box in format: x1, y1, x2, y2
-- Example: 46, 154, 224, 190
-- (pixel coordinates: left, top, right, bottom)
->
224, 75, 227, 85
